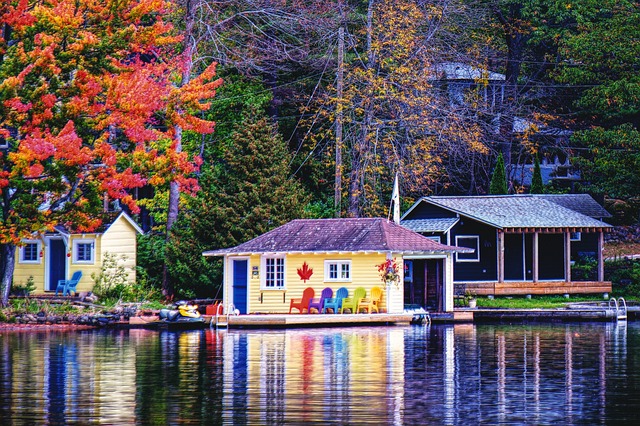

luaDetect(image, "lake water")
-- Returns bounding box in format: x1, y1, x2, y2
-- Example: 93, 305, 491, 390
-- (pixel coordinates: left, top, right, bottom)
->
1, 322, 639, 425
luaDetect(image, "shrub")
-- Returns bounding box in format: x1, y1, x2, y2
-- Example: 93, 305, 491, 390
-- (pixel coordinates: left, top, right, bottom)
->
10, 276, 36, 296
606, 258, 640, 298
92, 252, 160, 304
572, 257, 598, 281
92, 253, 134, 302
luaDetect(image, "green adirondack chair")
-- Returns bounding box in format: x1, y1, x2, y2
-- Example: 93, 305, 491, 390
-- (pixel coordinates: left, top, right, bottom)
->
340, 287, 366, 314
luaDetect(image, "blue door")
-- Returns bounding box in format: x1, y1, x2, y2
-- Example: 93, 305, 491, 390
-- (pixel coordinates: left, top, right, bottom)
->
48, 239, 67, 292
232, 260, 248, 314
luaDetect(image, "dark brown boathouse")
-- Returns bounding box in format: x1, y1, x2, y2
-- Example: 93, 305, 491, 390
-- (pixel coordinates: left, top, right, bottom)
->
401, 194, 612, 297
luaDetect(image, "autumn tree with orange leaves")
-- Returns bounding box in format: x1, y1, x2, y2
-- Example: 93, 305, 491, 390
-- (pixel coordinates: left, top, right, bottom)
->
0, 0, 221, 306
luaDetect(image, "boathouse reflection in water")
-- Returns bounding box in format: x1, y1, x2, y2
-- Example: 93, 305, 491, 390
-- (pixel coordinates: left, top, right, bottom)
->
0, 322, 635, 424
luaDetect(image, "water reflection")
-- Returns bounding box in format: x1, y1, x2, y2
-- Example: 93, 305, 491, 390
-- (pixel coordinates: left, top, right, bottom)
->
1, 322, 639, 424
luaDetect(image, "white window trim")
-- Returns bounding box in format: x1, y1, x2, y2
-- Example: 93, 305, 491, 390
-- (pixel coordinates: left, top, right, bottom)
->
324, 260, 352, 282
19, 240, 41, 264
261, 255, 286, 290
455, 235, 480, 262
72, 239, 95, 264
426, 235, 441, 243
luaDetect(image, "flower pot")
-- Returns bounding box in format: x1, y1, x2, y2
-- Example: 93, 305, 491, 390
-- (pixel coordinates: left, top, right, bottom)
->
468, 298, 477, 309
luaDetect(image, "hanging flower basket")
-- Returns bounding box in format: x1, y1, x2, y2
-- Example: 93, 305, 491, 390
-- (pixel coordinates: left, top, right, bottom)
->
377, 258, 400, 289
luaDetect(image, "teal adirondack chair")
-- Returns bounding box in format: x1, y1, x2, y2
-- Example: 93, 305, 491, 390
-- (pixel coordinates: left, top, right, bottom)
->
323, 287, 348, 314
55, 271, 83, 296
340, 287, 366, 314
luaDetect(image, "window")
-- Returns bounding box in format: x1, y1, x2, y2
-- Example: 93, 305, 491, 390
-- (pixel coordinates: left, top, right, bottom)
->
324, 260, 351, 282
404, 260, 413, 282
263, 256, 285, 289
455, 235, 480, 262
570, 232, 582, 241
19, 240, 40, 264
425, 235, 441, 243
73, 239, 95, 264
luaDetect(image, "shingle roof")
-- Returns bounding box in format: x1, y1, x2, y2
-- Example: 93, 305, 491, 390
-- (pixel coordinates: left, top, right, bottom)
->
421, 195, 611, 229
401, 218, 459, 233
203, 218, 466, 256
533, 194, 611, 218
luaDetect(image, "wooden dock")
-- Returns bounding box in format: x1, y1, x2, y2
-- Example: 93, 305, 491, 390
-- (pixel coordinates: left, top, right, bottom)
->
207, 313, 415, 328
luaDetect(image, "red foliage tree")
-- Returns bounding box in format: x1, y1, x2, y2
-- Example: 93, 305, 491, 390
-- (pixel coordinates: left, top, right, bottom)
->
0, 0, 222, 305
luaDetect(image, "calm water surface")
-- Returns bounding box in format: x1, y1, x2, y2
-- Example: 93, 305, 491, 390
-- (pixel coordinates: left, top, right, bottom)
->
1, 322, 640, 425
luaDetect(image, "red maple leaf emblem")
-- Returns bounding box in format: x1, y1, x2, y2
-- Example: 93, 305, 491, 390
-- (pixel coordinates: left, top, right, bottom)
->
297, 262, 313, 283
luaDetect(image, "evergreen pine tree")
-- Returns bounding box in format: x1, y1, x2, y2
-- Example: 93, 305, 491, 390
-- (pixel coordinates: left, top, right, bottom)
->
489, 153, 508, 195
530, 155, 544, 194
165, 107, 309, 297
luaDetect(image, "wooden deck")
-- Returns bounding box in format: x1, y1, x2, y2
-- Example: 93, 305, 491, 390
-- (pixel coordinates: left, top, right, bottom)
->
207, 313, 415, 328
459, 281, 612, 296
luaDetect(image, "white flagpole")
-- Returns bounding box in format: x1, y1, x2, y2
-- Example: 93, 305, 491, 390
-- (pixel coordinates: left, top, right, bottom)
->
392, 173, 400, 224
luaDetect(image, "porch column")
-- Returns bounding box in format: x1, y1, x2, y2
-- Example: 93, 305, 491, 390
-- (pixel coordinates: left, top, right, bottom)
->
532, 231, 539, 283
598, 231, 605, 282
564, 232, 571, 283
497, 231, 504, 283
223, 255, 229, 306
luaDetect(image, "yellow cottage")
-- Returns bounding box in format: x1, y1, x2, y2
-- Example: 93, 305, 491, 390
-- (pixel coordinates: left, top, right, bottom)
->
13, 211, 143, 295
203, 218, 466, 314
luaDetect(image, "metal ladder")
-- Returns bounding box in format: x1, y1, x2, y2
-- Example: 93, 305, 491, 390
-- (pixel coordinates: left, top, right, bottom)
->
609, 297, 628, 321
210, 302, 232, 329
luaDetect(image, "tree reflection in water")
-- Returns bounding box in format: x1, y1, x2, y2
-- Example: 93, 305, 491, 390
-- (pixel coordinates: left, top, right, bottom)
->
0, 322, 638, 424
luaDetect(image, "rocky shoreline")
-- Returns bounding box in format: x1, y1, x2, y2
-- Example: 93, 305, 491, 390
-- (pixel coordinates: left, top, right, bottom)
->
0, 305, 141, 330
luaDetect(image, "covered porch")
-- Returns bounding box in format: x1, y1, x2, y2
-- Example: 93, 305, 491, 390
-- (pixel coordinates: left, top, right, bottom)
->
467, 226, 611, 296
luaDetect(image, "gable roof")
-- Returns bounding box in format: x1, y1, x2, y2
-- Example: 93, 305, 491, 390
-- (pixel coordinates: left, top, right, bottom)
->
54, 211, 143, 236
402, 195, 611, 231
203, 218, 467, 256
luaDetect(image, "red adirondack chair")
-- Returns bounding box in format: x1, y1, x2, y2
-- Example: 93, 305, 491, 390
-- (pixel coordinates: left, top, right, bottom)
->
289, 287, 315, 314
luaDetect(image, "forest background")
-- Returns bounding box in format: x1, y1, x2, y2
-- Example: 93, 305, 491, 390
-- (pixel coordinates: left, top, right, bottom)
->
1, 0, 639, 302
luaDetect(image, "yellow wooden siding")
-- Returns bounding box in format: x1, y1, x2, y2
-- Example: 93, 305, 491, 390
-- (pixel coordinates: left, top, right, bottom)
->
13, 259, 44, 292
69, 233, 102, 294
245, 253, 390, 314
100, 216, 138, 283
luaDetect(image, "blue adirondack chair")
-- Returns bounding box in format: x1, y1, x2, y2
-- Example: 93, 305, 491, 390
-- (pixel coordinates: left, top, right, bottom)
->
322, 287, 348, 314
55, 271, 83, 296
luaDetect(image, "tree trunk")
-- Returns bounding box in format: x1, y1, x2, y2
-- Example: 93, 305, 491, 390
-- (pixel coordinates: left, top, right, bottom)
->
348, 0, 376, 218
163, 0, 196, 299
494, 2, 529, 192
0, 244, 16, 307
334, 24, 344, 217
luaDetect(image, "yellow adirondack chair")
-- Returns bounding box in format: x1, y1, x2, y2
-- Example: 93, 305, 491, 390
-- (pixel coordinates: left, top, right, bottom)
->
358, 286, 382, 313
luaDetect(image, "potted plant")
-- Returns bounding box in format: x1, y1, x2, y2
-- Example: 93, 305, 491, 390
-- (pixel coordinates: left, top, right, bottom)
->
466, 290, 477, 309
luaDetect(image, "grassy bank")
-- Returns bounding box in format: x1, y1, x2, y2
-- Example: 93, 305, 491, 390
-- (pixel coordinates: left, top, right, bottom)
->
474, 295, 610, 309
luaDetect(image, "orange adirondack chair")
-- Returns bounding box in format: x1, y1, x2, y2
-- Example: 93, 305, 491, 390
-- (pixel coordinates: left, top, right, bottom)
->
289, 287, 315, 314
358, 286, 382, 313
